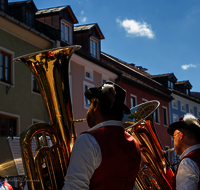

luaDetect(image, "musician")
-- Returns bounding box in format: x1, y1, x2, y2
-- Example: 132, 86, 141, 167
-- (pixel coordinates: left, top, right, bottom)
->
167, 113, 200, 190
0, 177, 13, 190
63, 81, 141, 190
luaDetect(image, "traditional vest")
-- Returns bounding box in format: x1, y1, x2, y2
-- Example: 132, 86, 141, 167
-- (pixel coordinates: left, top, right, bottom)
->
172, 148, 200, 190
84, 126, 141, 190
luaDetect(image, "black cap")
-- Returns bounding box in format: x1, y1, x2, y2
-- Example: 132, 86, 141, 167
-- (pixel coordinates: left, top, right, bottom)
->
84, 81, 130, 114
167, 114, 200, 136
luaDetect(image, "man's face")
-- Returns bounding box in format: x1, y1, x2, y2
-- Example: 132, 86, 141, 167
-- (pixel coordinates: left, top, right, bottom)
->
86, 102, 96, 129
173, 129, 182, 155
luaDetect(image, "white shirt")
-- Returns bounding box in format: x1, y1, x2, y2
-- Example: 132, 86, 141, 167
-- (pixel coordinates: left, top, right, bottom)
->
176, 144, 200, 190
63, 120, 124, 190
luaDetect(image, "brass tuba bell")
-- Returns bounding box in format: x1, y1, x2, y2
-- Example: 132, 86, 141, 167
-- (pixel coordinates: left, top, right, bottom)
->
14, 46, 81, 190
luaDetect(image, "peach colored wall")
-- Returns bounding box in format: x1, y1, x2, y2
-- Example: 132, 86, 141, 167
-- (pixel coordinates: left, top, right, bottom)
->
70, 59, 115, 136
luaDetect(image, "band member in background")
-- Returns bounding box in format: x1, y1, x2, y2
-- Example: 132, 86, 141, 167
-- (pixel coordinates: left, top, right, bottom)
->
0, 177, 13, 190
167, 113, 200, 190
63, 81, 141, 190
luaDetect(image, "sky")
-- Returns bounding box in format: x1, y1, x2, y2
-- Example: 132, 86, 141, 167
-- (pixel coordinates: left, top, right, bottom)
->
10, 0, 200, 92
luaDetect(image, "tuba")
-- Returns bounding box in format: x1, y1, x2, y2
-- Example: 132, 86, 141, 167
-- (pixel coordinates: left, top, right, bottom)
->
123, 101, 174, 190
14, 45, 81, 190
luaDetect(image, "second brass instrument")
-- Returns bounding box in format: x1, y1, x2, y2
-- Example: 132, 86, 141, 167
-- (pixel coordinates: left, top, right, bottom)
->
123, 101, 174, 190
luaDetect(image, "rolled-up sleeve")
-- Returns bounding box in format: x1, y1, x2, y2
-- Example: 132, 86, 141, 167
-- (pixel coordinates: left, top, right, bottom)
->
63, 133, 101, 190
176, 158, 200, 190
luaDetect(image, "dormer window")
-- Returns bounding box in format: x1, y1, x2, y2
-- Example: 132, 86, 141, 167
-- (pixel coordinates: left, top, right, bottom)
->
61, 20, 72, 44
185, 88, 189, 95
168, 80, 174, 89
23, 8, 34, 27
0, 0, 5, 12
90, 37, 99, 59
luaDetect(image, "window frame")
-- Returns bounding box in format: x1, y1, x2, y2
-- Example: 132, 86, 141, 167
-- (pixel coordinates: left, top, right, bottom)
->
168, 80, 174, 89
154, 107, 160, 124
85, 67, 93, 81
142, 98, 148, 103
83, 81, 94, 109
189, 107, 193, 114
181, 103, 186, 112
162, 106, 168, 126
173, 114, 179, 123
61, 20, 72, 44
0, 112, 19, 136
0, 0, 5, 12
130, 94, 137, 108
172, 100, 178, 109
90, 37, 100, 59
0, 47, 14, 86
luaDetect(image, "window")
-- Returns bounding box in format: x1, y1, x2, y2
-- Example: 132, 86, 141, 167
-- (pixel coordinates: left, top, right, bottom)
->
0, 50, 12, 84
198, 110, 200, 117
163, 107, 168, 126
32, 75, 40, 93
181, 103, 186, 112
83, 81, 94, 109
90, 37, 99, 59
131, 95, 136, 108
61, 21, 72, 43
25, 10, 33, 27
185, 88, 189, 95
0, 114, 17, 136
168, 80, 174, 89
0, 0, 5, 12
172, 100, 177, 109
85, 67, 93, 81
142, 99, 148, 103
154, 108, 160, 124
173, 114, 179, 123
189, 107, 193, 114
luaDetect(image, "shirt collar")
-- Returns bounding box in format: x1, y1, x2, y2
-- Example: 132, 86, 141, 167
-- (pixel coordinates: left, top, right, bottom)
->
88, 120, 123, 131
180, 144, 200, 159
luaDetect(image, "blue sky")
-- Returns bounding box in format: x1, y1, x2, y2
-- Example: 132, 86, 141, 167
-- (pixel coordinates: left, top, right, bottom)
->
10, 0, 200, 92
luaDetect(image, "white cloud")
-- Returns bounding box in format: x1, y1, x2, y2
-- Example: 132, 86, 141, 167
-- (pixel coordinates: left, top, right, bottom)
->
116, 18, 155, 39
80, 10, 87, 23
181, 64, 197, 70
81, 17, 87, 23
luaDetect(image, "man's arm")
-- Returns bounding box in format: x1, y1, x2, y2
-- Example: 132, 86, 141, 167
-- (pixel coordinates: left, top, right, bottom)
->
63, 133, 101, 190
176, 158, 200, 190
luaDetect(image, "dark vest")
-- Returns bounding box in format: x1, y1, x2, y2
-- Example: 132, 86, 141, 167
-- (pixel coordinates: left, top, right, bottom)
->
172, 148, 200, 190
84, 126, 141, 190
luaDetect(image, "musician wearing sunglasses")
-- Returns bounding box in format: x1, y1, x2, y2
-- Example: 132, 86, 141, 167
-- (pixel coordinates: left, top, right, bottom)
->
167, 114, 200, 190
63, 81, 141, 190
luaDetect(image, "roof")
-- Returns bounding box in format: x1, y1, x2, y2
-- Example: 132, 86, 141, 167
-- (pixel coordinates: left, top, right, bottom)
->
8, 0, 37, 12
36, 5, 67, 14
175, 80, 192, 88
101, 52, 172, 100
0, 11, 54, 43
74, 23, 105, 39
151, 73, 177, 81
36, 5, 78, 23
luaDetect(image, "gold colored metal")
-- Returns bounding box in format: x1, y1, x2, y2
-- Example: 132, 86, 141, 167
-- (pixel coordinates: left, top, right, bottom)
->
73, 118, 87, 123
163, 148, 175, 153
123, 101, 174, 190
14, 46, 81, 190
